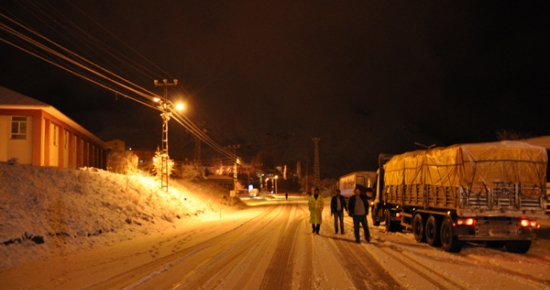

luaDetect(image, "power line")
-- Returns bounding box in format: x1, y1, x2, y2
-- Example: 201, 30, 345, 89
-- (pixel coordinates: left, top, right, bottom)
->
0, 10, 244, 166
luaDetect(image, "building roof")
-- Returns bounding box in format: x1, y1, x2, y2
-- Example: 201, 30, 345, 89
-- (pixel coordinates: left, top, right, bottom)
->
0, 86, 51, 106
0, 86, 109, 149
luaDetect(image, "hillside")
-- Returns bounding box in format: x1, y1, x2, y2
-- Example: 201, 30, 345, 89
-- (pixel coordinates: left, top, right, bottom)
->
0, 162, 242, 269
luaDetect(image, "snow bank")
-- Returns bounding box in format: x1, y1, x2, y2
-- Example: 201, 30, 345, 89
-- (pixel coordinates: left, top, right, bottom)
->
0, 162, 241, 269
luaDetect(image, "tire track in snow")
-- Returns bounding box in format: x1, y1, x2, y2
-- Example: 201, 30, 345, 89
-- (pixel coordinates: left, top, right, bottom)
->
83, 205, 281, 290
330, 237, 402, 289
297, 206, 314, 289
259, 204, 301, 289
164, 205, 287, 289
377, 235, 550, 289
369, 241, 467, 290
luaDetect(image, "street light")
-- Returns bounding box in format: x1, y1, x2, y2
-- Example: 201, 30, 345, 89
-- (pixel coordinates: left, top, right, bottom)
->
265, 178, 269, 192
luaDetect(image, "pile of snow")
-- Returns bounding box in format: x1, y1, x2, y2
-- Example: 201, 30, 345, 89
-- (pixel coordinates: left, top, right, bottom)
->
0, 162, 241, 269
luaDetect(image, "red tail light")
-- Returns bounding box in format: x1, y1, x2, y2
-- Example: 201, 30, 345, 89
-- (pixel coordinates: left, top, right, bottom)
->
520, 219, 530, 227
519, 218, 538, 228
396, 213, 401, 218
457, 218, 476, 226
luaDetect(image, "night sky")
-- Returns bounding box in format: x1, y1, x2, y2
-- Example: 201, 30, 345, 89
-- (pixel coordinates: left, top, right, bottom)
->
1, 1, 550, 178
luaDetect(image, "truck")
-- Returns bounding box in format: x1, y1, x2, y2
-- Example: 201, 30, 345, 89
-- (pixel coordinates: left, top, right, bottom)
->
338, 171, 376, 197
371, 141, 548, 253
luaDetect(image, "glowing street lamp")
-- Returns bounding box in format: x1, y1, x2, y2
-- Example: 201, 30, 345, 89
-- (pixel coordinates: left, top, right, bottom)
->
265, 178, 269, 192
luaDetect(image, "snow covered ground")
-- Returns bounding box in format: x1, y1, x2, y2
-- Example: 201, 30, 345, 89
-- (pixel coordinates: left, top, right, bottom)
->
1, 162, 550, 289
0, 162, 241, 269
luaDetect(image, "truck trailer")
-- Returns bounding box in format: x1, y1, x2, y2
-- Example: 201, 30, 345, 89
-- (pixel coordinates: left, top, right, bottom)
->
338, 171, 375, 197
371, 141, 548, 253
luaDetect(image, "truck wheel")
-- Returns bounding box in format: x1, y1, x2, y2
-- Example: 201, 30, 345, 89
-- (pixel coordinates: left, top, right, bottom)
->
372, 207, 381, 226
425, 215, 441, 247
412, 214, 426, 243
440, 217, 463, 253
505, 240, 531, 253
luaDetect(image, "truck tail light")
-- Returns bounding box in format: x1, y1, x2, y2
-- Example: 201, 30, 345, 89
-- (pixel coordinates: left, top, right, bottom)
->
519, 218, 539, 228
457, 218, 476, 226
520, 219, 530, 227
395, 212, 401, 218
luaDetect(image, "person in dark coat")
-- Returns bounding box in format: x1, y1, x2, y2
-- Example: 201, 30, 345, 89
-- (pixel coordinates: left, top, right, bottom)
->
330, 189, 348, 234
348, 187, 370, 243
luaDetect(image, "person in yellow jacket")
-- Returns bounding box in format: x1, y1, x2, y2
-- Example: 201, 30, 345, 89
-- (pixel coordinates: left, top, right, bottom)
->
308, 188, 324, 234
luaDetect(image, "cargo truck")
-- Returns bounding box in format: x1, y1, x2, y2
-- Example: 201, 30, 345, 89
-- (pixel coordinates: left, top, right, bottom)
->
371, 141, 548, 253
338, 171, 375, 197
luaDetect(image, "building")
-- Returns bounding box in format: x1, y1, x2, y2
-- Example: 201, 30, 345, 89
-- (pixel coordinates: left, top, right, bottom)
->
0, 86, 109, 169
106, 139, 126, 152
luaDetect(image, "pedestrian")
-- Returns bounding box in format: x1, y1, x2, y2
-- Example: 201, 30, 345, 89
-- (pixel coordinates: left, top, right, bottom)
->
308, 188, 324, 234
285, 192, 288, 200
348, 187, 370, 243
330, 189, 347, 234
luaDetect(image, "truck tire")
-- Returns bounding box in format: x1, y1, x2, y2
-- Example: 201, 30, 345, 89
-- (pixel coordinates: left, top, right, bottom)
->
440, 217, 463, 253
372, 207, 381, 226
412, 214, 426, 243
425, 215, 441, 247
505, 240, 531, 254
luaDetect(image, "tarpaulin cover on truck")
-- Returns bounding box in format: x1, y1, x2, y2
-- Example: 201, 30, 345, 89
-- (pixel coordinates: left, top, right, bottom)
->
384, 141, 547, 188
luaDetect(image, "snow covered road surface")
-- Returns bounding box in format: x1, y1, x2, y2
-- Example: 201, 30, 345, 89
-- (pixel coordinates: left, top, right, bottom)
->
2, 199, 550, 290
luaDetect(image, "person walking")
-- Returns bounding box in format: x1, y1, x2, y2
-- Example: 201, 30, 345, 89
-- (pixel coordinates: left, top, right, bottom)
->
330, 189, 347, 234
308, 188, 324, 234
348, 187, 370, 243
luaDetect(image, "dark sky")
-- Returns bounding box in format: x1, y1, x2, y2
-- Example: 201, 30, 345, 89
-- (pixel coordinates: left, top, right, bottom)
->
1, 1, 550, 177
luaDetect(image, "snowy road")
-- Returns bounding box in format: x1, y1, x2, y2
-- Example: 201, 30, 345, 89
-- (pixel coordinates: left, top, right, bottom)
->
3, 199, 550, 289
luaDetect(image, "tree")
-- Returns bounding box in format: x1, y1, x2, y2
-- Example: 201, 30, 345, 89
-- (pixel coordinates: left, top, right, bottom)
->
107, 151, 138, 175
496, 129, 531, 141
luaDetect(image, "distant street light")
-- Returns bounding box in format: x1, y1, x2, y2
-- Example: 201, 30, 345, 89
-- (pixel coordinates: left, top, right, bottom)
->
265, 178, 269, 192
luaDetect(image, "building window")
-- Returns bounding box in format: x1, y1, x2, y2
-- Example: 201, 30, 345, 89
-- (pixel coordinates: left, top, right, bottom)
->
11, 116, 27, 140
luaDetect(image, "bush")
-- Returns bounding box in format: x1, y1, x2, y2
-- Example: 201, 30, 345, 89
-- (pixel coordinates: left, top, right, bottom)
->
180, 164, 206, 181
107, 151, 138, 174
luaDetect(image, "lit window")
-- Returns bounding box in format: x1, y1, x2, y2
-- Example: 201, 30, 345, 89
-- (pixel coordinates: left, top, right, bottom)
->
11, 117, 27, 140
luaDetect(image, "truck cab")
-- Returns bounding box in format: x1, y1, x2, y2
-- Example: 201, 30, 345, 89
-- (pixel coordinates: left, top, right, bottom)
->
371, 154, 402, 231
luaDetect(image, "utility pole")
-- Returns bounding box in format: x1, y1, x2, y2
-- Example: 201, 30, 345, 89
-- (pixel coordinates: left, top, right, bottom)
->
226, 144, 240, 191
312, 137, 321, 189
154, 79, 177, 191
